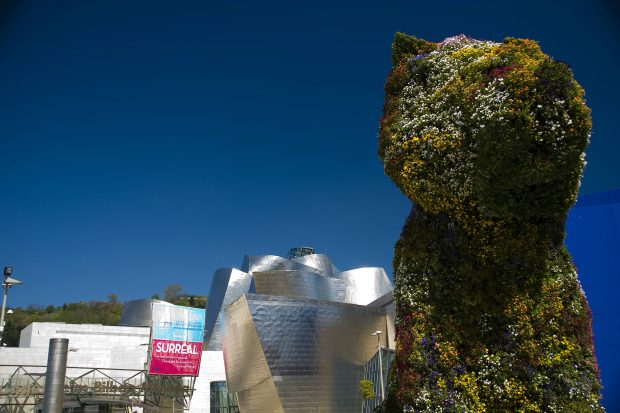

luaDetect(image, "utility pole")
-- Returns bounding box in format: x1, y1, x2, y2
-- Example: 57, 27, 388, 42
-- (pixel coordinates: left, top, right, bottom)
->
371, 330, 385, 401
0, 267, 23, 345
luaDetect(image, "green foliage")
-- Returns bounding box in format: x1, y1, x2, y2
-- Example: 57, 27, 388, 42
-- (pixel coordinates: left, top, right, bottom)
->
164, 284, 183, 302
379, 34, 603, 412
3, 299, 123, 347
159, 284, 207, 308
391, 32, 437, 66
359, 379, 376, 400
169, 294, 207, 309
378, 364, 403, 413
2, 286, 207, 347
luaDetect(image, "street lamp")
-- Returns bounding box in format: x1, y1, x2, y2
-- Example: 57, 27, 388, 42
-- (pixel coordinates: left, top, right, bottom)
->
0, 266, 23, 345
371, 330, 385, 401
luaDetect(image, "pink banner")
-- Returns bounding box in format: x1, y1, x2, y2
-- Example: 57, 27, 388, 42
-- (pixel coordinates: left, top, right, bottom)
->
148, 339, 203, 376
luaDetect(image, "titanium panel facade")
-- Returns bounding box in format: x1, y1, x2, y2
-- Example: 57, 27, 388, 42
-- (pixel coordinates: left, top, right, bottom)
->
119, 299, 174, 327
204, 268, 252, 350
339, 267, 392, 305
222, 295, 285, 413
206, 248, 395, 412
368, 291, 396, 350
241, 255, 287, 274
241, 254, 339, 279
290, 254, 339, 278
252, 270, 334, 302
223, 294, 388, 413
211, 255, 392, 315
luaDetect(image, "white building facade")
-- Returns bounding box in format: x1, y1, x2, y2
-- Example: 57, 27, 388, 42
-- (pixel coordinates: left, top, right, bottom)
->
0, 321, 226, 413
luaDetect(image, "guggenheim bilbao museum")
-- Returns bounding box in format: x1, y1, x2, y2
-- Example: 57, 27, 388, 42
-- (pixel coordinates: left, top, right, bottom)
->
0, 247, 395, 413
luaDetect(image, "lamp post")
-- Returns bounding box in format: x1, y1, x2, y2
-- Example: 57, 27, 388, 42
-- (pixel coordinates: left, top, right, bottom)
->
371, 330, 385, 401
0, 267, 23, 345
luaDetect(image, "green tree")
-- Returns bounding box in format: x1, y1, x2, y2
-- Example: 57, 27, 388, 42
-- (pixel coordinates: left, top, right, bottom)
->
359, 379, 376, 400
1, 299, 123, 347
1, 289, 207, 347
163, 284, 182, 303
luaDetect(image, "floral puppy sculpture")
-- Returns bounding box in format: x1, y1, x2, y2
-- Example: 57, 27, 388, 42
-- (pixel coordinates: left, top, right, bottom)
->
379, 34, 604, 412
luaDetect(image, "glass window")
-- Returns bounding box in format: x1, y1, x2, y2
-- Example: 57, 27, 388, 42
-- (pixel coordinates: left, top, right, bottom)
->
210, 381, 239, 413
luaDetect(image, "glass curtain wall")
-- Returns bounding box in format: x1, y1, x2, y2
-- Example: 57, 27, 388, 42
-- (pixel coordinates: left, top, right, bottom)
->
362, 349, 395, 413
210, 381, 239, 413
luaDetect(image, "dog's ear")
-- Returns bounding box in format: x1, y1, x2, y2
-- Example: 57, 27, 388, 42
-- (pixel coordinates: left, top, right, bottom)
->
391, 33, 436, 66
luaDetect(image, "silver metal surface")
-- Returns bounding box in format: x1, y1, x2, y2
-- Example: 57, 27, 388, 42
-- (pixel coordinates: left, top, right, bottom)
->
42, 338, 68, 413
241, 255, 287, 274
241, 253, 340, 278
206, 249, 395, 412
222, 294, 388, 413
368, 291, 396, 350
215, 256, 392, 310
204, 268, 252, 350
291, 254, 339, 278
339, 267, 392, 305
270, 260, 329, 275
221, 295, 285, 413
252, 270, 335, 301
119, 298, 174, 327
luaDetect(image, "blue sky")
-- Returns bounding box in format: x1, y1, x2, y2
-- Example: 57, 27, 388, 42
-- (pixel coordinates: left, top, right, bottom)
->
0, 2, 618, 307
1, 0, 619, 407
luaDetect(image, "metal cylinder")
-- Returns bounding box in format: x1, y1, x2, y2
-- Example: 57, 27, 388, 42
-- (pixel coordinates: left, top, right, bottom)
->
43, 338, 69, 413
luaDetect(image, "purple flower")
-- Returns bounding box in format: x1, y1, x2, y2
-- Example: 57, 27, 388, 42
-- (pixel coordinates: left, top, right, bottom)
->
453, 364, 466, 374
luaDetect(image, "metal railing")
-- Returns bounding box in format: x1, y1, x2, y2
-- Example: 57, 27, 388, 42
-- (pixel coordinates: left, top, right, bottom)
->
0, 364, 196, 412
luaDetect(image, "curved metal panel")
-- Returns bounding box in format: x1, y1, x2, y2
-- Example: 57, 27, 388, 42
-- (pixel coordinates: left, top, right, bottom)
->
223, 294, 388, 413
120, 299, 174, 327
208, 249, 395, 411
271, 259, 329, 275
222, 296, 285, 413
292, 254, 339, 277
241, 255, 287, 274
204, 268, 233, 347
205, 268, 252, 350
339, 267, 393, 305
222, 269, 253, 306
252, 270, 335, 301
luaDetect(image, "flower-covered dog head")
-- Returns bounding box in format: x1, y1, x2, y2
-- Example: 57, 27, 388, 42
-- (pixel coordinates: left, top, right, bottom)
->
379, 34, 591, 222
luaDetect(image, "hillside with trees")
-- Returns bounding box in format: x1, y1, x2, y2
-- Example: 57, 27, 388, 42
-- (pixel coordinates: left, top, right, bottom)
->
2, 285, 207, 347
